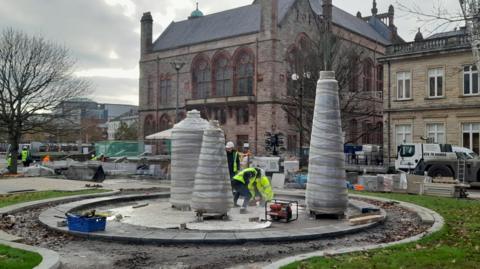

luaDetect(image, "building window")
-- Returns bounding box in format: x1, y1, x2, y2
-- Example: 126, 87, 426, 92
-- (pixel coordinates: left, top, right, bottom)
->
193, 58, 211, 99
237, 135, 249, 151
287, 134, 297, 152
213, 108, 227, 125
395, 124, 412, 148
159, 79, 171, 105
147, 76, 153, 105
213, 57, 232, 97
350, 119, 358, 143
428, 68, 444, 97
362, 59, 373, 91
426, 123, 445, 143
144, 115, 155, 136
397, 72, 411, 100
464, 65, 479, 95
235, 51, 254, 96
376, 65, 384, 92
158, 114, 171, 132
362, 121, 372, 144
463, 123, 480, 154
375, 122, 383, 145
236, 107, 249, 125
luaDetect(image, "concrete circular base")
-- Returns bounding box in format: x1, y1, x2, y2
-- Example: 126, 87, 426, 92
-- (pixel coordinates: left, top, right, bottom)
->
39, 192, 386, 244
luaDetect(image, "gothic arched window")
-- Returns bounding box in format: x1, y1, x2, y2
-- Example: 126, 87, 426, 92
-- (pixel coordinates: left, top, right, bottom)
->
192, 56, 211, 99
144, 115, 155, 136
362, 59, 373, 91
158, 114, 171, 132
234, 50, 254, 96
213, 56, 232, 97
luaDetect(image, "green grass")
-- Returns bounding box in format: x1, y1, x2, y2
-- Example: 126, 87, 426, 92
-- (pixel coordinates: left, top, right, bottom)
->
0, 189, 110, 208
0, 189, 110, 268
283, 191, 480, 269
0, 244, 42, 269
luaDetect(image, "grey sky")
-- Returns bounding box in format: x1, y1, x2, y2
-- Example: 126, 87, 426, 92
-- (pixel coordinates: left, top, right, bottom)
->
0, 0, 461, 105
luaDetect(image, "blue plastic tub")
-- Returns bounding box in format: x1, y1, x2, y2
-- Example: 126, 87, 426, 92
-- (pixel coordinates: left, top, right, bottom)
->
67, 214, 106, 232
295, 174, 308, 187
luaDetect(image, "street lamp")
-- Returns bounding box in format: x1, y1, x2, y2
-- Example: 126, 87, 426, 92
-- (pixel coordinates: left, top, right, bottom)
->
291, 71, 311, 167
170, 61, 186, 123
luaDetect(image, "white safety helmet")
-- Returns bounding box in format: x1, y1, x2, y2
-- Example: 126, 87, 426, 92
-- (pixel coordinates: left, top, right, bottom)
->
226, 141, 235, 149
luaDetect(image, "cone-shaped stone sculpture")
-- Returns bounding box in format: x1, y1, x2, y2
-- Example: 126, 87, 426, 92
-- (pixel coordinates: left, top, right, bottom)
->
170, 110, 209, 210
191, 121, 233, 214
306, 71, 348, 215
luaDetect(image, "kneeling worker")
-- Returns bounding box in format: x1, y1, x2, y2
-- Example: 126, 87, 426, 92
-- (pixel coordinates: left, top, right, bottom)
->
251, 169, 274, 205
232, 167, 259, 213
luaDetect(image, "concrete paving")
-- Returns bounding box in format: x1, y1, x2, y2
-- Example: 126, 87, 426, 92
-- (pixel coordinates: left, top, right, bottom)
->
0, 177, 168, 194
39, 193, 386, 244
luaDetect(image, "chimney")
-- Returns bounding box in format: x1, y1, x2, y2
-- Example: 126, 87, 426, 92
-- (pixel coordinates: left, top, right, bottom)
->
260, 0, 278, 35
140, 12, 153, 55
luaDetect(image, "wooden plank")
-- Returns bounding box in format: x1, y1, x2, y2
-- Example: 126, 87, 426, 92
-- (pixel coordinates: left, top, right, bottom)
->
348, 214, 383, 226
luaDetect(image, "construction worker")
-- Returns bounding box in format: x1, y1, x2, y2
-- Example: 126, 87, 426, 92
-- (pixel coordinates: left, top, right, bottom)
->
6, 153, 12, 172
42, 155, 51, 164
226, 141, 240, 179
232, 167, 259, 213
240, 143, 253, 169
21, 146, 30, 167
251, 169, 274, 204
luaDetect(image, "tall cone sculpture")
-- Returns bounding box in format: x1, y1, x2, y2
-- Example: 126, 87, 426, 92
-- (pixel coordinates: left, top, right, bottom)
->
306, 71, 348, 215
170, 110, 209, 210
191, 121, 233, 214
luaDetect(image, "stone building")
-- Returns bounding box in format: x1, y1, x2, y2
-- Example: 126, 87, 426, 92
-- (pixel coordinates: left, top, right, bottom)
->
380, 27, 478, 164
139, 0, 400, 155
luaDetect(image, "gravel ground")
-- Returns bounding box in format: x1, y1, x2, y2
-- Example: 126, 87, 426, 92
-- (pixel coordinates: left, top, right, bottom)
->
1, 197, 429, 269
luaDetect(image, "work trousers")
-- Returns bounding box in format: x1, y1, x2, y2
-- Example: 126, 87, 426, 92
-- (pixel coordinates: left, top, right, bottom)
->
232, 180, 251, 208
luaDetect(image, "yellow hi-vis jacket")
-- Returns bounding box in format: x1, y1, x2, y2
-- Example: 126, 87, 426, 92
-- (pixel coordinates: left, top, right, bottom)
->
233, 167, 257, 185
21, 150, 29, 162
251, 176, 274, 201
6, 155, 12, 168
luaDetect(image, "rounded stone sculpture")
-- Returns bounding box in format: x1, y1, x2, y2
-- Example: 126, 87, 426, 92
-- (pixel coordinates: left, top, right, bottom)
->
170, 110, 209, 209
191, 120, 233, 214
306, 71, 348, 215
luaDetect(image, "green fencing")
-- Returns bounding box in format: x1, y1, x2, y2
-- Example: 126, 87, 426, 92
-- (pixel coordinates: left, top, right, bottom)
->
95, 141, 145, 157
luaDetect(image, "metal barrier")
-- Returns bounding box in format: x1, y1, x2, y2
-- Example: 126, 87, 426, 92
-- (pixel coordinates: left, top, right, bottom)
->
345, 151, 383, 166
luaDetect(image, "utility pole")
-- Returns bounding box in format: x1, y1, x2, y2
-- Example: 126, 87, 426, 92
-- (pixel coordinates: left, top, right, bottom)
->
171, 62, 186, 123
322, 0, 333, 70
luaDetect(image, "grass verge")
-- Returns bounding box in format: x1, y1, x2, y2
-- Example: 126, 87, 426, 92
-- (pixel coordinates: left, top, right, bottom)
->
283, 191, 480, 269
0, 189, 110, 268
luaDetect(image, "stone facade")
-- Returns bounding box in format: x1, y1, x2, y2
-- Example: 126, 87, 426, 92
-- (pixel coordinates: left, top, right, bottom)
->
380, 29, 478, 164
139, 0, 395, 155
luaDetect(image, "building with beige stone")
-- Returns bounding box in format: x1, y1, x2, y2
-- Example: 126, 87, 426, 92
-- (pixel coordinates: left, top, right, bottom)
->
139, 0, 401, 155
380, 28, 478, 165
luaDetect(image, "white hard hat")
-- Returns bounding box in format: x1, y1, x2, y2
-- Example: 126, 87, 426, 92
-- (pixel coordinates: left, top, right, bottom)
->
226, 141, 235, 149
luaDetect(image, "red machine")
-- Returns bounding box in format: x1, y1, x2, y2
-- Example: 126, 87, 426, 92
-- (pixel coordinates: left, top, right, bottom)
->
265, 200, 298, 223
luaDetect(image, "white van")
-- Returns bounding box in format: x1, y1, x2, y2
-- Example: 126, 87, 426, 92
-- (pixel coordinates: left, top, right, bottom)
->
452, 146, 478, 159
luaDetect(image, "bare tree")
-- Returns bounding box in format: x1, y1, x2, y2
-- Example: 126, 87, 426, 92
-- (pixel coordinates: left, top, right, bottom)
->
115, 121, 139, 140
281, 30, 383, 150
460, 1, 480, 69
397, 0, 479, 69
0, 28, 89, 173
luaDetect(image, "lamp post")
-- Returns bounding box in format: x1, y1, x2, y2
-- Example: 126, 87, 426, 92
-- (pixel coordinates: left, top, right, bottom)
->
171, 61, 185, 123
291, 71, 311, 167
